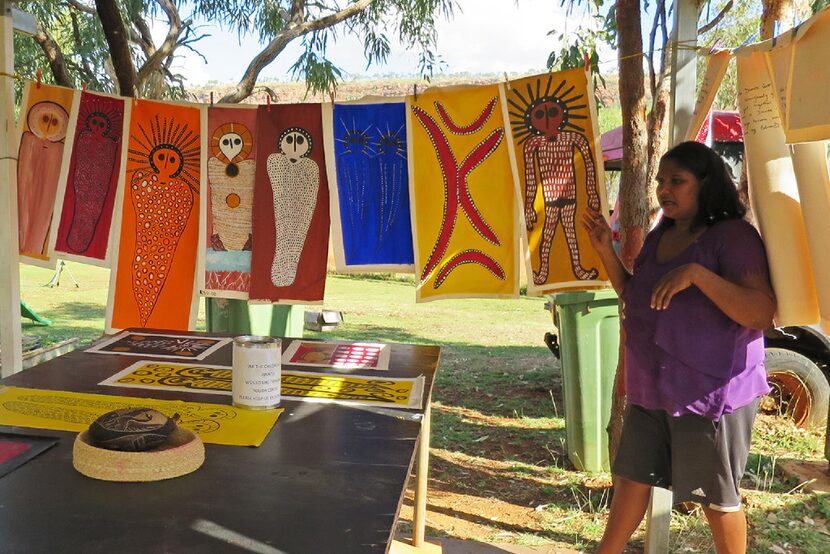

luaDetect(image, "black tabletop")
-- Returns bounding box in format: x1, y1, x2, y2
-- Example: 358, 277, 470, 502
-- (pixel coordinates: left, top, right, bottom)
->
0, 331, 440, 554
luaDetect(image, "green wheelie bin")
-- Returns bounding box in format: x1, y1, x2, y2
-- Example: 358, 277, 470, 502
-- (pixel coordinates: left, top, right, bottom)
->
550, 289, 620, 473
205, 298, 305, 338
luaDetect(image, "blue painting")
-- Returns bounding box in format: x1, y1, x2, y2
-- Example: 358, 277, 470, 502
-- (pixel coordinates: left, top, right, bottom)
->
332, 103, 414, 269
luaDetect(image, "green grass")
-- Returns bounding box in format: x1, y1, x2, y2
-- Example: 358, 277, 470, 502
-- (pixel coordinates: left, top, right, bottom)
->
15, 263, 830, 552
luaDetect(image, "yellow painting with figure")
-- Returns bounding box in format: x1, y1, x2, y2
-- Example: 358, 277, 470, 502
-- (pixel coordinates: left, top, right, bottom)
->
0, 386, 281, 447
406, 84, 519, 301
503, 68, 609, 295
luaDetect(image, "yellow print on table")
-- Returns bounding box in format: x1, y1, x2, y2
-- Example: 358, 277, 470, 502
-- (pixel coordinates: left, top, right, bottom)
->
0, 386, 280, 447
99, 361, 424, 409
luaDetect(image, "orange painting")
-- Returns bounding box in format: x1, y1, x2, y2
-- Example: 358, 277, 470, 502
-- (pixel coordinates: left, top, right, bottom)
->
108, 99, 202, 331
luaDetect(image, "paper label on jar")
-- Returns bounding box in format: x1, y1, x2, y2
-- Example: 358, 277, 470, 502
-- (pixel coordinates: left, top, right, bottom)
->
232, 344, 281, 407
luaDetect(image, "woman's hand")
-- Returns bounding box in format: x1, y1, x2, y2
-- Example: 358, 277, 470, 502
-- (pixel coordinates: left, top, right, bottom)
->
650, 263, 700, 310
582, 206, 613, 252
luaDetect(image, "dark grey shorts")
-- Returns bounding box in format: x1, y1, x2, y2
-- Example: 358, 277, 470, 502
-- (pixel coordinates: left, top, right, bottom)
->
612, 398, 760, 512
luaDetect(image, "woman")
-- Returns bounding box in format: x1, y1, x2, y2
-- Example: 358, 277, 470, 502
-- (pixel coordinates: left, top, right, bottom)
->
583, 141, 775, 554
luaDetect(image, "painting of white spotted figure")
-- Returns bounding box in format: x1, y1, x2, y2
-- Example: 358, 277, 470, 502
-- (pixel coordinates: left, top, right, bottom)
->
324, 101, 415, 272
249, 103, 330, 303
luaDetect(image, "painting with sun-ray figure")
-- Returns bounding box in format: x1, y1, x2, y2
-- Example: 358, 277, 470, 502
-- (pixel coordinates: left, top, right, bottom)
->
107, 99, 203, 332
503, 68, 609, 295
52, 91, 125, 267
17, 81, 76, 268
323, 100, 414, 272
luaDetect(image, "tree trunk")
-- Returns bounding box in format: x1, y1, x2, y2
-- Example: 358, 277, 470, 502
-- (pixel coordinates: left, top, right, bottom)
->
607, 0, 652, 468
94, 0, 136, 97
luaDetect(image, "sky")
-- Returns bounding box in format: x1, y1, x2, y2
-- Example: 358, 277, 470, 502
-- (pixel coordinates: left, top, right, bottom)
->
164, 0, 614, 86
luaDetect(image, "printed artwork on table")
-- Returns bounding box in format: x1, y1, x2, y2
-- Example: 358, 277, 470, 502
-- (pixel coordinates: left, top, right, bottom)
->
282, 340, 391, 370
406, 84, 519, 301
249, 104, 330, 303
85, 332, 231, 360
202, 106, 258, 298
0, 387, 280, 447
505, 68, 609, 294
0, 432, 58, 479
325, 101, 415, 271
108, 99, 202, 332
17, 82, 76, 267
98, 361, 423, 409
52, 91, 125, 266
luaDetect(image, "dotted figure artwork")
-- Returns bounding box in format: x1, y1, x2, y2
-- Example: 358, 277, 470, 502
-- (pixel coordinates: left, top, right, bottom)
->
208, 122, 255, 251
508, 75, 600, 284
411, 97, 506, 288
66, 96, 122, 253
126, 115, 200, 326
17, 100, 69, 255
266, 127, 320, 287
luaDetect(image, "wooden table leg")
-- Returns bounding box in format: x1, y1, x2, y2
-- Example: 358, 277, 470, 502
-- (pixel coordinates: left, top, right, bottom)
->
412, 402, 431, 546
391, 403, 442, 553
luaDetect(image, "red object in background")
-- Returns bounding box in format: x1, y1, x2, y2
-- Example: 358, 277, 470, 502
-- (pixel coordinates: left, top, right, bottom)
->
601, 111, 744, 169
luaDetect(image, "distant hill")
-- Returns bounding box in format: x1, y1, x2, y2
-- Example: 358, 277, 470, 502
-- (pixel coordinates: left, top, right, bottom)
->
189, 72, 620, 108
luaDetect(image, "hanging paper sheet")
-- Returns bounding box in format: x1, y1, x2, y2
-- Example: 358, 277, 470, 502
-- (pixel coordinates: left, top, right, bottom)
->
322, 99, 415, 272
0, 386, 281, 447
200, 105, 258, 299
406, 84, 519, 301
685, 49, 732, 141
503, 69, 609, 294
107, 99, 202, 332
17, 82, 77, 268
785, 7, 830, 142
765, 38, 830, 333
51, 91, 126, 267
249, 104, 330, 303
98, 361, 424, 409
736, 48, 819, 325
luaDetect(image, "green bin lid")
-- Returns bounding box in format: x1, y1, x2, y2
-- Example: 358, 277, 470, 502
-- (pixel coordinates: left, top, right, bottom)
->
549, 288, 618, 306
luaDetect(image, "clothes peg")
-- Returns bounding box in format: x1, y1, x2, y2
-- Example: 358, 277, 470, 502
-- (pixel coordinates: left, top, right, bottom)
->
82, 82, 87, 91
413, 84, 418, 102
36, 68, 42, 89
584, 51, 591, 71
266, 94, 271, 112
210, 92, 214, 107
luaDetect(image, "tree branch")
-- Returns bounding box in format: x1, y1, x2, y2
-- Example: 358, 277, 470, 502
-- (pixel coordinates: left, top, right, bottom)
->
94, 0, 137, 96
220, 0, 376, 103
66, 0, 97, 16
698, 0, 733, 35
33, 24, 74, 87
136, 0, 185, 85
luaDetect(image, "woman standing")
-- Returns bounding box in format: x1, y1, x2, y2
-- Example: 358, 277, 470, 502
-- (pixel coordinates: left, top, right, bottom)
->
583, 141, 775, 553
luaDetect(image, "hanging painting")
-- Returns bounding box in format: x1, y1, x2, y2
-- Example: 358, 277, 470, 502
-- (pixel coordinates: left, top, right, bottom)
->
503, 68, 609, 294
51, 91, 126, 266
249, 104, 330, 303
785, 7, 830, 143
16, 82, 76, 268
323, 100, 415, 272
406, 84, 518, 301
200, 105, 257, 298
736, 47, 818, 326
107, 99, 202, 332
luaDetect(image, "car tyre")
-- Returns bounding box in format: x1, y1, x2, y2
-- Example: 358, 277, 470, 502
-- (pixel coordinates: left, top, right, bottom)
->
762, 348, 829, 429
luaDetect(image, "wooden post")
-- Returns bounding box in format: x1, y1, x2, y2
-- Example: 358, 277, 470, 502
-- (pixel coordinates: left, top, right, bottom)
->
0, 0, 22, 378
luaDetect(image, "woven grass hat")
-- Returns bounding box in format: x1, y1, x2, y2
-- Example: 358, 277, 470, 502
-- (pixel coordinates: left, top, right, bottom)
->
73, 427, 204, 482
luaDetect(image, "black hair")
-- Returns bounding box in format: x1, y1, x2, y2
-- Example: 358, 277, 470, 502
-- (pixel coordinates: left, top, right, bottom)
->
659, 141, 746, 230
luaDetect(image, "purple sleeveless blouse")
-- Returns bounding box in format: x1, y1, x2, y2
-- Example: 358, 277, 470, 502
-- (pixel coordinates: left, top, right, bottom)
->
621, 218, 771, 421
